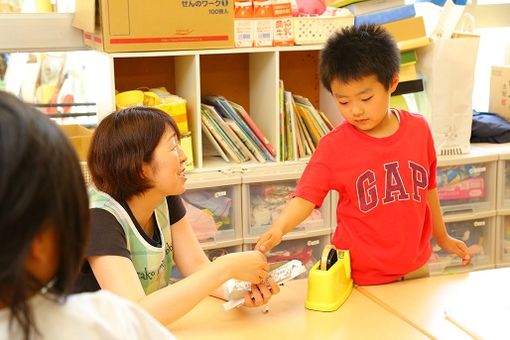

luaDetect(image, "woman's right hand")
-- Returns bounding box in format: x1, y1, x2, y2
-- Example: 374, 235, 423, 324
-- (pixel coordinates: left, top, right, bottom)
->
220, 251, 269, 284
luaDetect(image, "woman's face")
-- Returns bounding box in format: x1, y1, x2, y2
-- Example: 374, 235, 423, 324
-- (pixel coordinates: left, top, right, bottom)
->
144, 127, 187, 196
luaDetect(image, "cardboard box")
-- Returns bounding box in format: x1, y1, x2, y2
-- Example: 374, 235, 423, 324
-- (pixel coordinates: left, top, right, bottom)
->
60, 124, 93, 161
489, 65, 510, 121
272, 0, 294, 46
234, 0, 254, 48
253, 0, 273, 47
72, 0, 234, 52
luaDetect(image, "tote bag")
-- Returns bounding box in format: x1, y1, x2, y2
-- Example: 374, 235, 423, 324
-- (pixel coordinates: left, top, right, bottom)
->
416, 32, 480, 155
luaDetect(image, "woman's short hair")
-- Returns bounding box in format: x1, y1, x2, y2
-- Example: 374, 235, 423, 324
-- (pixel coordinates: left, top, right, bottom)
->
0, 91, 89, 338
88, 106, 180, 201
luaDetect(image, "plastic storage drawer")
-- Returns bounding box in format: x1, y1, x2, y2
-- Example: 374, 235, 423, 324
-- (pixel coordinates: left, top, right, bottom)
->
496, 210, 510, 267
497, 153, 510, 209
428, 211, 496, 275
242, 166, 331, 237
204, 244, 243, 262
244, 232, 331, 278
183, 172, 242, 247
437, 149, 497, 215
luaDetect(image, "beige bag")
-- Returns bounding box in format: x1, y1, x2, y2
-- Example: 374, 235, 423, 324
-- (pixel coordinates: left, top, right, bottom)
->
416, 32, 480, 156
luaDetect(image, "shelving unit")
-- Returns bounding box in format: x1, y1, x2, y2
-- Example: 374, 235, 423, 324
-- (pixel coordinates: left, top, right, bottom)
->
0, 13, 84, 52
99, 45, 341, 171
5, 12, 508, 279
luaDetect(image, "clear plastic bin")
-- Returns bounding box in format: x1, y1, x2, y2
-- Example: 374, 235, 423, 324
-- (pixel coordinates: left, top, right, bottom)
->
242, 166, 331, 237
437, 149, 497, 215
496, 210, 510, 267
244, 233, 331, 279
204, 245, 243, 262
183, 172, 242, 246
428, 212, 496, 275
497, 156, 510, 209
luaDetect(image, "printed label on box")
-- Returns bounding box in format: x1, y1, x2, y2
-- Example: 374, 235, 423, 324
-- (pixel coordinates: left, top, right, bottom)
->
489, 65, 510, 121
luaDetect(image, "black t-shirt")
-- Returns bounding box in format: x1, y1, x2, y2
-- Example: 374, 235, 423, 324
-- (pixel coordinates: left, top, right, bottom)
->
74, 195, 186, 293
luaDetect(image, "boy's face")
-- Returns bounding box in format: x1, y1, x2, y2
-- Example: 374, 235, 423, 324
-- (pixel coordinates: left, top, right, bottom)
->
330, 74, 399, 137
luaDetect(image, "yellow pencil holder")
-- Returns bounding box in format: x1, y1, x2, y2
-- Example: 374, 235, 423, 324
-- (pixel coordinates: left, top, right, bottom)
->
305, 249, 353, 312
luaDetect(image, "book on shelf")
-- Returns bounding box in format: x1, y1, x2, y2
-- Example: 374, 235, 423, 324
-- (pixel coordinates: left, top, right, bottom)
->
392, 78, 424, 96
295, 111, 316, 154
400, 50, 418, 64
399, 62, 418, 82
203, 96, 275, 162
295, 104, 322, 146
345, 0, 405, 16
228, 100, 277, 157
291, 96, 307, 159
294, 95, 330, 136
317, 110, 334, 131
382, 16, 429, 51
201, 106, 244, 163
279, 80, 285, 161
203, 103, 256, 162
397, 36, 430, 51
201, 123, 230, 163
225, 118, 267, 163
327, 0, 365, 9
284, 91, 298, 161
354, 4, 416, 26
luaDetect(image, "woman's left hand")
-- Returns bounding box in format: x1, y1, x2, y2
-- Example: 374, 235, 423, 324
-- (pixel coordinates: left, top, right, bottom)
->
242, 277, 280, 307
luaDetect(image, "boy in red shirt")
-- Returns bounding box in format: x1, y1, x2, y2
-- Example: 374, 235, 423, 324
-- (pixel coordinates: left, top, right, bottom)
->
256, 24, 471, 285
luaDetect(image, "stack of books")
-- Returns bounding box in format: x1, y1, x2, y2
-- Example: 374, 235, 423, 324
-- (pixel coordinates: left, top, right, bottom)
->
200, 96, 276, 164
279, 80, 334, 161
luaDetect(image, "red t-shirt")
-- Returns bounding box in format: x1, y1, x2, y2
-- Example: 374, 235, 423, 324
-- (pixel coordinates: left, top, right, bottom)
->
295, 110, 436, 285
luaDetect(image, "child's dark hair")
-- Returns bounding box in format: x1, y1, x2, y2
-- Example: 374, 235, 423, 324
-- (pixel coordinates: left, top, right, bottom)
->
88, 106, 180, 201
320, 24, 400, 92
0, 91, 89, 339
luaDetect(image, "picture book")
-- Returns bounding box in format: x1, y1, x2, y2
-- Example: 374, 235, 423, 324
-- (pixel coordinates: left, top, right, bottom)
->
354, 4, 416, 26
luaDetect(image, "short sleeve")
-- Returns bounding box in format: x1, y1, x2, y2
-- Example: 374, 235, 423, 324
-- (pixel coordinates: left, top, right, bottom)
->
294, 137, 332, 208
86, 208, 130, 258
166, 195, 186, 224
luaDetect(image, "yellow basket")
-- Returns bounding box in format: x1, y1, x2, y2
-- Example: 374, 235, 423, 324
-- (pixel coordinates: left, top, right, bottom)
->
115, 90, 144, 110
155, 100, 188, 133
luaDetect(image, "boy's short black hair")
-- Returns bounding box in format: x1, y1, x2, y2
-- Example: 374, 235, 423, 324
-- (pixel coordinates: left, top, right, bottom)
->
88, 106, 180, 201
0, 91, 89, 339
320, 24, 400, 92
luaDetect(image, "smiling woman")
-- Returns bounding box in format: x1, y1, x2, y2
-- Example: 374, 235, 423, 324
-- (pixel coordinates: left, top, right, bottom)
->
74, 106, 280, 326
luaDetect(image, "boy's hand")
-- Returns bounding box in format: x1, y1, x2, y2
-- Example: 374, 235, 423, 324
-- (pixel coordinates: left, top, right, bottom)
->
255, 228, 283, 253
437, 235, 472, 265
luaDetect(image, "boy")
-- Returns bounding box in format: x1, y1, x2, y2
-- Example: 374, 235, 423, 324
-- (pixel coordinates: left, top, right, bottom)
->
255, 24, 471, 285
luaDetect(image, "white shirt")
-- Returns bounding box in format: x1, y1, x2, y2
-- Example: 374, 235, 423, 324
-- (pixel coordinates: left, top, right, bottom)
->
0, 290, 175, 340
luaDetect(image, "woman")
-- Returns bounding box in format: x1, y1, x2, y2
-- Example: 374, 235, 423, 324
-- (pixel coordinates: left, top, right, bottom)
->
0, 91, 175, 339
75, 106, 279, 325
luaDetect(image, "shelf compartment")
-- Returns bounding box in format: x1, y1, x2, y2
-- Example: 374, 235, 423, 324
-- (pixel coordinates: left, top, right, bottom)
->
437, 148, 497, 215
241, 166, 331, 238
183, 172, 242, 246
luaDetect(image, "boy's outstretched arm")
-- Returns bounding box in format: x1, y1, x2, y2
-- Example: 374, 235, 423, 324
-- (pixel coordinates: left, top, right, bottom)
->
255, 197, 316, 253
427, 188, 472, 265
